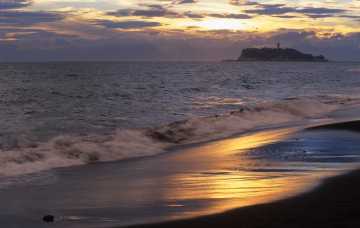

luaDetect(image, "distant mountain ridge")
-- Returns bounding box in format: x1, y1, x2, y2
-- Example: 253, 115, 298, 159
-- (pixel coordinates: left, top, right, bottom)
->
237, 46, 328, 62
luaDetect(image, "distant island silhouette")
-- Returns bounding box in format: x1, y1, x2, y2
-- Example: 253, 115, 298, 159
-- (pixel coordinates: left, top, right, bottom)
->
226, 43, 328, 62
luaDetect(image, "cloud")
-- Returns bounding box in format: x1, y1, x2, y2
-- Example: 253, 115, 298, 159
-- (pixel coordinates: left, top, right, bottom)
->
174, 0, 197, 4
229, 0, 259, 6
245, 4, 297, 15
0, 10, 64, 26
2, 27, 360, 62
108, 4, 252, 20
297, 7, 345, 15
0, 0, 31, 9
132, 9, 174, 17
208, 13, 252, 19
0, 28, 49, 41
183, 11, 204, 18
108, 4, 203, 19
0, 0, 359, 62
245, 4, 347, 18
265, 30, 360, 60
95, 20, 162, 29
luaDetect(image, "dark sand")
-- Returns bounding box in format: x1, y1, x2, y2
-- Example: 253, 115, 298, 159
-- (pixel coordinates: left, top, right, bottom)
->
128, 169, 360, 228
126, 121, 360, 228
310, 120, 360, 132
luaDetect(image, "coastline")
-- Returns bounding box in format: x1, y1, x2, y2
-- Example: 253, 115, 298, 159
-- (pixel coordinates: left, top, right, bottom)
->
123, 120, 360, 228
125, 168, 360, 228
1, 120, 360, 228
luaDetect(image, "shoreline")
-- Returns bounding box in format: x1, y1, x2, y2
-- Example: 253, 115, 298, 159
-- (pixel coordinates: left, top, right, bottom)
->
123, 120, 360, 228
126, 168, 360, 228
1, 120, 359, 228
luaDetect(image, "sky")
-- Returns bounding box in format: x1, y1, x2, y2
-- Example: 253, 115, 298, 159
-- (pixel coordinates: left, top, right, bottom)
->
0, 0, 360, 61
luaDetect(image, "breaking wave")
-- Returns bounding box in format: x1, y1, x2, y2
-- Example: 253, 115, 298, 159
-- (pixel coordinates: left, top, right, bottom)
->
0, 95, 359, 177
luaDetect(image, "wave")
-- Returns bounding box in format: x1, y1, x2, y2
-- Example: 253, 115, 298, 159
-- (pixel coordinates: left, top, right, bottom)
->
0, 130, 169, 177
0, 95, 359, 177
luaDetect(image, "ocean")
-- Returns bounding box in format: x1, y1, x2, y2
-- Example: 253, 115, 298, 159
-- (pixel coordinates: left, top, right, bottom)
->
1, 62, 360, 227
1, 62, 360, 176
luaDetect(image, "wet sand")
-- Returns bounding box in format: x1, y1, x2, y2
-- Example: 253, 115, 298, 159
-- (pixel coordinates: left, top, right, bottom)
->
1, 128, 317, 228
125, 120, 360, 228
1, 121, 360, 228
127, 168, 360, 228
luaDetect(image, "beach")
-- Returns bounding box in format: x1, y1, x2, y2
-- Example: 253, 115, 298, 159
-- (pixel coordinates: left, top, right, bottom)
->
128, 168, 360, 228
126, 120, 360, 228
1, 120, 360, 228
124, 121, 360, 228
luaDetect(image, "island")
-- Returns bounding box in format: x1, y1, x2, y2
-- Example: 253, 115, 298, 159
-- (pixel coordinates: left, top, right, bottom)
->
235, 43, 328, 62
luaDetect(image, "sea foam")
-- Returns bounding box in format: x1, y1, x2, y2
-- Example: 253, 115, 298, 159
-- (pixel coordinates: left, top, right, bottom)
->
0, 95, 358, 177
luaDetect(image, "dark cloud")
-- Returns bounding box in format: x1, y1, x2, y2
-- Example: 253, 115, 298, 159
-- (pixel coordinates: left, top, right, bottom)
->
245, 4, 347, 18
174, 0, 197, 4
273, 15, 297, 19
245, 4, 297, 15
229, 0, 259, 6
340, 15, 360, 19
0, 0, 358, 62
0, 10, 64, 26
106, 9, 132, 17
0, 28, 57, 41
133, 8, 179, 18
95, 20, 162, 29
109, 5, 174, 18
109, 8, 254, 19
305, 14, 334, 19
297, 7, 345, 15
265, 31, 360, 61
208, 13, 252, 19
108, 4, 253, 20
183, 11, 204, 18
120, 4, 176, 17
108, 5, 203, 19
132, 9, 174, 17
0, 31, 161, 61
2, 28, 360, 62
0, 0, 31, 9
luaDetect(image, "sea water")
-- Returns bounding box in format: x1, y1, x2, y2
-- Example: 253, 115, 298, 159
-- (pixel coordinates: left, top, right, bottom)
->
0, 61, 360, 176
2, 62, 360, 227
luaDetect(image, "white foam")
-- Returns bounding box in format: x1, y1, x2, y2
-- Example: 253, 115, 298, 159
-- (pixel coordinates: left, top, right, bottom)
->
0, 130, 168, 177
150, 97, 338, 144
0, 95, 358, 177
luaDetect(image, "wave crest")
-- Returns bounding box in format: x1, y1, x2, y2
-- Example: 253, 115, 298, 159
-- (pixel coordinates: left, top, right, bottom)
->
0, 96, 358, 177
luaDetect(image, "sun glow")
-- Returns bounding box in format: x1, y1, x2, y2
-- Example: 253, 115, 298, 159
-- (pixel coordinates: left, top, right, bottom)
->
185, 19, 250, 31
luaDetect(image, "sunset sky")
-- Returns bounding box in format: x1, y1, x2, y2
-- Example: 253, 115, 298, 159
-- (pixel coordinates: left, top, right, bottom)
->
1, 0, 360, 61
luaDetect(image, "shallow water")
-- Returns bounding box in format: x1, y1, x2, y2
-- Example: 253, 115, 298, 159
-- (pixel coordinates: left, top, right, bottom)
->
1, 127, 359, 228
1, 62, 360, 176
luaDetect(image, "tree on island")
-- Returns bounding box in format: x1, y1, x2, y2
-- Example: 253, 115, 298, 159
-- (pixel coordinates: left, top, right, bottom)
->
237, 43, 328, 62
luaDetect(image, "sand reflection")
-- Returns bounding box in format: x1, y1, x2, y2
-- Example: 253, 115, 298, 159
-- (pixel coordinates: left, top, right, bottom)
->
162, 128, 323, 217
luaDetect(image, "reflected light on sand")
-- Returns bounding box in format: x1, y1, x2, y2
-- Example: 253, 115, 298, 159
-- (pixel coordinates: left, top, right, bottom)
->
177, 128, 298, 159
210, 128, 297, 155
163, 128, 324, 218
